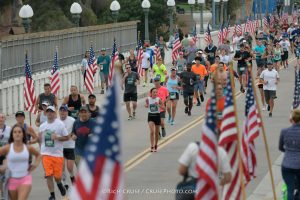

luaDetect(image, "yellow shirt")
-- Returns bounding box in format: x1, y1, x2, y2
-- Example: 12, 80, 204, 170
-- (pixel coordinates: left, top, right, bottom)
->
153, 64, 167, 82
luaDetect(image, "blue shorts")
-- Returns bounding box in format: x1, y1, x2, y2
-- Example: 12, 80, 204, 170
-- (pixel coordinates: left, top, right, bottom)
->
194, 80, 204, 93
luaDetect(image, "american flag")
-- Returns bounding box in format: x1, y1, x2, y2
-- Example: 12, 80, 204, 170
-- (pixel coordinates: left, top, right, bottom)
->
172, 30, 181, 64
255, 18, 260, 29
292, 12, 298, 23
136, 39, 144, 77
85, 45, 96, 94
241, 73, 260, 184
108, 38, 119, 86
236, 23, 242, 36
292, 70, 300, 109
70, 75, 123, 200
218, 23, 224, 45
24, 53, 37, 114
263, 15, 269, 28
222, 22, 230, 41
192, 24, 198, 44
50, 48, 60, 95
154, 34, 161, 62
281, 13, 289, 24
244, 18, 255, 35
270, 15, 275, 27
195, 87, 218, 200
219, 72, 241, 200
204, 24, 212, 44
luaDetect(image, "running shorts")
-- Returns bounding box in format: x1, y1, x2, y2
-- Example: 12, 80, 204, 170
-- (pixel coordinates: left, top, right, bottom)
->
42, 155, 64, 179
147, 113, 161, 125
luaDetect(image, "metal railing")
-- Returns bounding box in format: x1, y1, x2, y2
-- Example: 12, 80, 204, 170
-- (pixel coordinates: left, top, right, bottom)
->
0, 21, 138, 81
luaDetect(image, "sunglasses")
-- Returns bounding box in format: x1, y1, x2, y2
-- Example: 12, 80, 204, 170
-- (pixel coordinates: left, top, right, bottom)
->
126, 67, 131, 69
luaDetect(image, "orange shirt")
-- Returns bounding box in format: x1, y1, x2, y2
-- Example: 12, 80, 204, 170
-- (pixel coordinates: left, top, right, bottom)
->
206, 97, 226, 131
191, 64, 208, 80
210, 63, 227, 73
156, 86, 169, 112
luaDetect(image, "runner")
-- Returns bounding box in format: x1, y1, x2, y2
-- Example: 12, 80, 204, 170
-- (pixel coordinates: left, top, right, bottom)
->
260, 61, 280, 117
36, 83, 58, 111
210, 56, 226, 78
287, 23, 296, 52
141, 48, 150, 87
35, 101, 49, 127
153, 77, 169, 137
232, 31, 244, 52
191, 57, 208, 106
176, 52, 187, 76
62, 85, 86, 119
273, 42, 283, 71
38, 106, 69, 200
153, 58, 167, 86
126, 49, 137, 73
279, 34, 291, 68
158, 36, 168, 62
0, 113, 11, 198
180, 63, 196, 116
166, 68, 181, 125
294, 34, 300, 70
15, 111, 38, 145
122, 64, 140, 120
59, 105, 76, 191
0, 124, 41, 200
81, 51, 89, 82
219, 49, 231, 66
71, 106, 96, 166
97, 48, 111, 94
204, 40, 217, 66
145, 88, 164, 152
86, 94, 100, 119
185, 40, 197, 64
233, 44, 252, 93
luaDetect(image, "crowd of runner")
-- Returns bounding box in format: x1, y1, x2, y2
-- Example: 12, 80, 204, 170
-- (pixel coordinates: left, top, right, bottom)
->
0, 14, 299, 200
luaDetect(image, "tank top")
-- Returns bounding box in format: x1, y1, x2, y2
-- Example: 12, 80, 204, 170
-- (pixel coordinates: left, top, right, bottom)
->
38, 93, 55, 110
274, 48, 281, 60
128, 56, 137, 72
86, 104, 100, 119
23, 123, 31, 142
7, 144, 29, 178
166, 76, 179, 100
148, 97, 160, 114
67, 94, 82, 119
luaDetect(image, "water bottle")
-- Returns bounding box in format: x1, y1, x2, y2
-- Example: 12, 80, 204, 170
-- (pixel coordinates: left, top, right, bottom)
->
281, 183, 287, 200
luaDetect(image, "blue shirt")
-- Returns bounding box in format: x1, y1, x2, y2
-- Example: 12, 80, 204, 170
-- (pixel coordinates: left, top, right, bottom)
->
146, 48, 155, 66
291, 28, 300, 41
279, 124, 300, 169
97, 55, 111, 75
254, 45, 265, 59
72, 118, 96, 156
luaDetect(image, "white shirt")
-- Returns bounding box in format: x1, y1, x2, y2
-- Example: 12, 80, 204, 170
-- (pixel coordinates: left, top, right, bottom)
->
61, 117, 75, 149
178, 142, 231, 179
142, 52, 150, 69
279, 40, 290, 51
219, 55, 230, 65
233, 36, 244, 50
39, 118, 68, 157
81, 58, 88, 70
0, 125, 11, 147
260, 69, 279, 91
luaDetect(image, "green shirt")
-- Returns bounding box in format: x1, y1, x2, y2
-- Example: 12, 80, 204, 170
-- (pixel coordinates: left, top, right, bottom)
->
153, 64, 167, 83
97, 55, 111, 75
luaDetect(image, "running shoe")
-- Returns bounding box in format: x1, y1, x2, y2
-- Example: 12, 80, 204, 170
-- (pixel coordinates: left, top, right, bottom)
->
188, 111, 191, 116
262, 105, 266, 111
269, 112, 272, 117
48, 197, 55, 200
171, 120, 175, 125
132, 112, 136, 119
267, 105, 270, 111
100, 89, 104, 94
185, 107, 188, 114
150, 146, 154, 152
200, 94, 204, 102
64, 185, 69, 191
128, 116, 132, 120
161, 128, 166, 137
196, 102, 201, 106
154, 145, 157, 152
168, 115, 171, 123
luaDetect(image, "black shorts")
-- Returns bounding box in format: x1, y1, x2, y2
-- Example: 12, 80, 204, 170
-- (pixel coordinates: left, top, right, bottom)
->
183, 91, 194, 99
124, 93, 137, 102
256, 59, 265, 68
237, 65, 247, 76
258, 83, 263, 89
0, 156, 5, 165
160, 111, 166, 119
281, 51, 288, 61
264, 90, 276, 103
148, 113, 161, 125
63, 148, 75, 160
169, 92, 179, 100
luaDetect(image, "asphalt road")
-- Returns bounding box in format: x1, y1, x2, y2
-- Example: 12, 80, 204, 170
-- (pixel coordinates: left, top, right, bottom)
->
18, 58, 297, 199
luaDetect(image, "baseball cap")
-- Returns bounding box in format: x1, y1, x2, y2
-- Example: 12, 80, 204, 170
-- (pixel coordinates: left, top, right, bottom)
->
267, 61, 273, 65
197, 50, 203, 54
101, 48, 106, 51
88, 94, 96, 99
153, 76, 160, 82
79, 105, 89, 112
15, 111, 25, 117
179, 51, 184, 55
46, 106, 55, 112
170, 67, 177, 71
59, 105, 68, 111
42, 101, 49, 106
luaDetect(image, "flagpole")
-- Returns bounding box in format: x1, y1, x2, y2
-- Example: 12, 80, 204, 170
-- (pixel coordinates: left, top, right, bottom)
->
248, 63, 277, 200
228, 62, 246, 200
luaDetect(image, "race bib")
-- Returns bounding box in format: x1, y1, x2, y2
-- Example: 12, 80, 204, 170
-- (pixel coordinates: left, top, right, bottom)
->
44, 130, 54, 147
239, 67, 245, 71
170, 92, 177, 100
150, 104, 159, 113
217, 112, 223, 120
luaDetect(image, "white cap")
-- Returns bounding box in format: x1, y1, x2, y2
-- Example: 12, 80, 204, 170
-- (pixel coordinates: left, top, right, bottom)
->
46, 106, 55, 112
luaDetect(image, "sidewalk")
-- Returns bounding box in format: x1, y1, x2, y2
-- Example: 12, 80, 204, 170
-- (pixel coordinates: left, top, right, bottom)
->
247, 154, 284, 200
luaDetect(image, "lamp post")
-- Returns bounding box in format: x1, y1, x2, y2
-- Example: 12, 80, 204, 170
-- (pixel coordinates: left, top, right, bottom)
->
110, 0, 121, 23
142, 0, 151, 44
198, 0, 205, 34
70, 2, 82, 27
188, 0, 196, 34
167, 0, 175, 36
215, 0, 220, 26
223, 0, 228, 22
18, 5, 34, 33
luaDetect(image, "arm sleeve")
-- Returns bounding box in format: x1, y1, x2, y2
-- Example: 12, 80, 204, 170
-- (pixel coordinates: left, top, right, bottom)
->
279, 130, 285, 152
